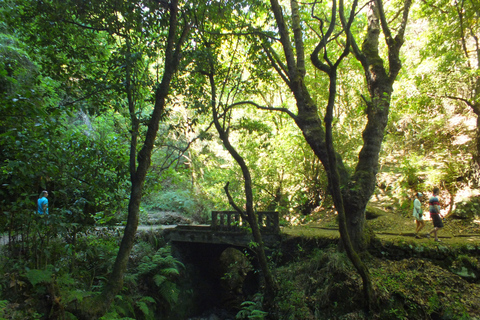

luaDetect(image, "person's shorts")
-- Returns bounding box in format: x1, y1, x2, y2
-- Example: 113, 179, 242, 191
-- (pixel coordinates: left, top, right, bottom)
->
431, 213, 444, 228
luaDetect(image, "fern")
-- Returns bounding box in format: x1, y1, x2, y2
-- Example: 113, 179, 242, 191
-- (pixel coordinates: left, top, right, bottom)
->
109, 295, 135, 318
158, 281, 179, 306
137, 256, 156, 275
136, 301, 149, 315
160, 267, 180, 277
236, 294, 268, 320
140, 296, 156, 304
122, 245, 184, 316
124, 273, 138, 285
136, 297, 155, 320
153, 274, 167, 287
0, 300, 8, 318
26, 268, 53, 287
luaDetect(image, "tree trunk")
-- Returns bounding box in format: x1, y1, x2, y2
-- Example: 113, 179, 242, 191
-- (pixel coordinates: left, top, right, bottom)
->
73, 2, 189, 318
267, 0, 411, 251
342, 0, 411, 250
472, 115, 480, 185
207, 69, 279, 304
314, 0, 376, 310
462, 105, 480, 185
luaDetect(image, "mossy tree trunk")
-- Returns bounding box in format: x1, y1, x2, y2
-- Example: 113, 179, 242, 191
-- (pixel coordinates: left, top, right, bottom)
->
264, 0, 411, 310
74, 2, 190, 318
310, 0, 376, 311
342, 0, 412, 250
266, 0, 411, 252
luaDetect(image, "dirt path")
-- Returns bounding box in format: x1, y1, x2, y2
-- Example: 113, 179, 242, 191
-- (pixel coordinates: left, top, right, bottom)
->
281, 207, 480, 247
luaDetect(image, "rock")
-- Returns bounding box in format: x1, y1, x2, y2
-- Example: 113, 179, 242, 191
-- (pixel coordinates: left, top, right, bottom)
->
452, 267, 477, 281
219, 247, 253, 295
452, 196, 480, 220
146, 211, 192, 225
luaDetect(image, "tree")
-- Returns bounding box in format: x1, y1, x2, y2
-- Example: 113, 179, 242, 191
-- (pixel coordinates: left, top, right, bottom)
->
208, 71, 280, 305
73, 1, 191, 317
180, 1, 280, 303
261, 0, 412, 253
417, 0, 480, 183
7, 0, 193, 317
254, 0, 411, 309
2, 0, 198, 317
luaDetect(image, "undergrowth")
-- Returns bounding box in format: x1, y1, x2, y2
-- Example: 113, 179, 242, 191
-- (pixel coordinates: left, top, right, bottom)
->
272, 246, 480, 320
0, 229, 185, 320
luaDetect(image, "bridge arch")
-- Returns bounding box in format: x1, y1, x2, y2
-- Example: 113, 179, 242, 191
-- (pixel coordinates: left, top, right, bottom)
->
162, 211, 281, 315
170, 241, 261, 314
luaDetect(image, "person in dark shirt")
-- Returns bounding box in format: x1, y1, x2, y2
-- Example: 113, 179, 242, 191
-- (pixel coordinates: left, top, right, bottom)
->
427, 187, 443, 242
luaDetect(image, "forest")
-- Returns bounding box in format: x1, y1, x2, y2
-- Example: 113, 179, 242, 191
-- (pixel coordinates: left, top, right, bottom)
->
1, 0, 480, 319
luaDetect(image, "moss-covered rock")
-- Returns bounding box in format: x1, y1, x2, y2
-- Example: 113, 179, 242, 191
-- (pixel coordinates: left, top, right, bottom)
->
453, 196, 480, 220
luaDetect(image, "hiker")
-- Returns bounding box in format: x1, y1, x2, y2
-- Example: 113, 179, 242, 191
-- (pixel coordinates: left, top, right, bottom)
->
427, 187, 444, 242
37, 190, 49, 215
413, 192, 425, 238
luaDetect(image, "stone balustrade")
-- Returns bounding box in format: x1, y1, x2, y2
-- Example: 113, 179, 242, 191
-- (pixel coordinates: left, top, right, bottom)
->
211, 211, 279, 234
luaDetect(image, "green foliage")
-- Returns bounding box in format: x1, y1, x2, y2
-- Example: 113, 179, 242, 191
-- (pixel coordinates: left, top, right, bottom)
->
0, 24, 129, 264
0, 298, 43, 320
0, 300, 8, 318
52, 113, 130, 224
25, 267, 53, 287
144, 189, 208, 219
101, 295, 135, 320
427, 293, 441, 315
453, 196, 480, 220
136, 296, 156, 320
100, 308, 135, 320
274, 279, 313, 320
273, 247, 367, 319
118, 246, 184, 318
1, 0, 480, 318
72, 231, 120, 282
400, 158, 420, 188
236, 293, 268, 320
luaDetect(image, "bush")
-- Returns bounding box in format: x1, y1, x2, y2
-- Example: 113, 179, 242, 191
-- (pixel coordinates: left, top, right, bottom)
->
143, 189, 212, 223
452, 196, 480, 220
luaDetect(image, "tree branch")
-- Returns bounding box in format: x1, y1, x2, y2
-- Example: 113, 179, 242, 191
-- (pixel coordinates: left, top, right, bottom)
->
228, 100, 297, 119
269, 0, 297, 78
310, 0, 337, 72
375, 0, 392, 42
223, 182, 248, 221
261, 41, 291, 86
339, 0, 365, 65
291, 0, 306, 76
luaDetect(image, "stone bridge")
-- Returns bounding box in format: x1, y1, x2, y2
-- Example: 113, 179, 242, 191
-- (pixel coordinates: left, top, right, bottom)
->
163, 211, 281, 247
161, 211, 282, 314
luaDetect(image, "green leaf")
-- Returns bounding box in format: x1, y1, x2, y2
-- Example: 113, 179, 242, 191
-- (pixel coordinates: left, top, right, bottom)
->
153, 274, 166, 287
140, 296, 156, 304
26, 268, 53, 287
160, 267, 180, 277
135, 301, 153, 320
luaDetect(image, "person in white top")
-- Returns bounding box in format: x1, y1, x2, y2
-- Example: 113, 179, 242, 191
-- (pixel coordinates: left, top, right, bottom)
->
412, 192, 425, 238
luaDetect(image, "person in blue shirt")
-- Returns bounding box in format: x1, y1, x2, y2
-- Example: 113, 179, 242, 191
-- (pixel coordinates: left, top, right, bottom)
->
37, 191, 49, 215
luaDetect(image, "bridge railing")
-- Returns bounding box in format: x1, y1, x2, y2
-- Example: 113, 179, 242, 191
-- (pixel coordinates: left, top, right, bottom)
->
211, 211, 279, 234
